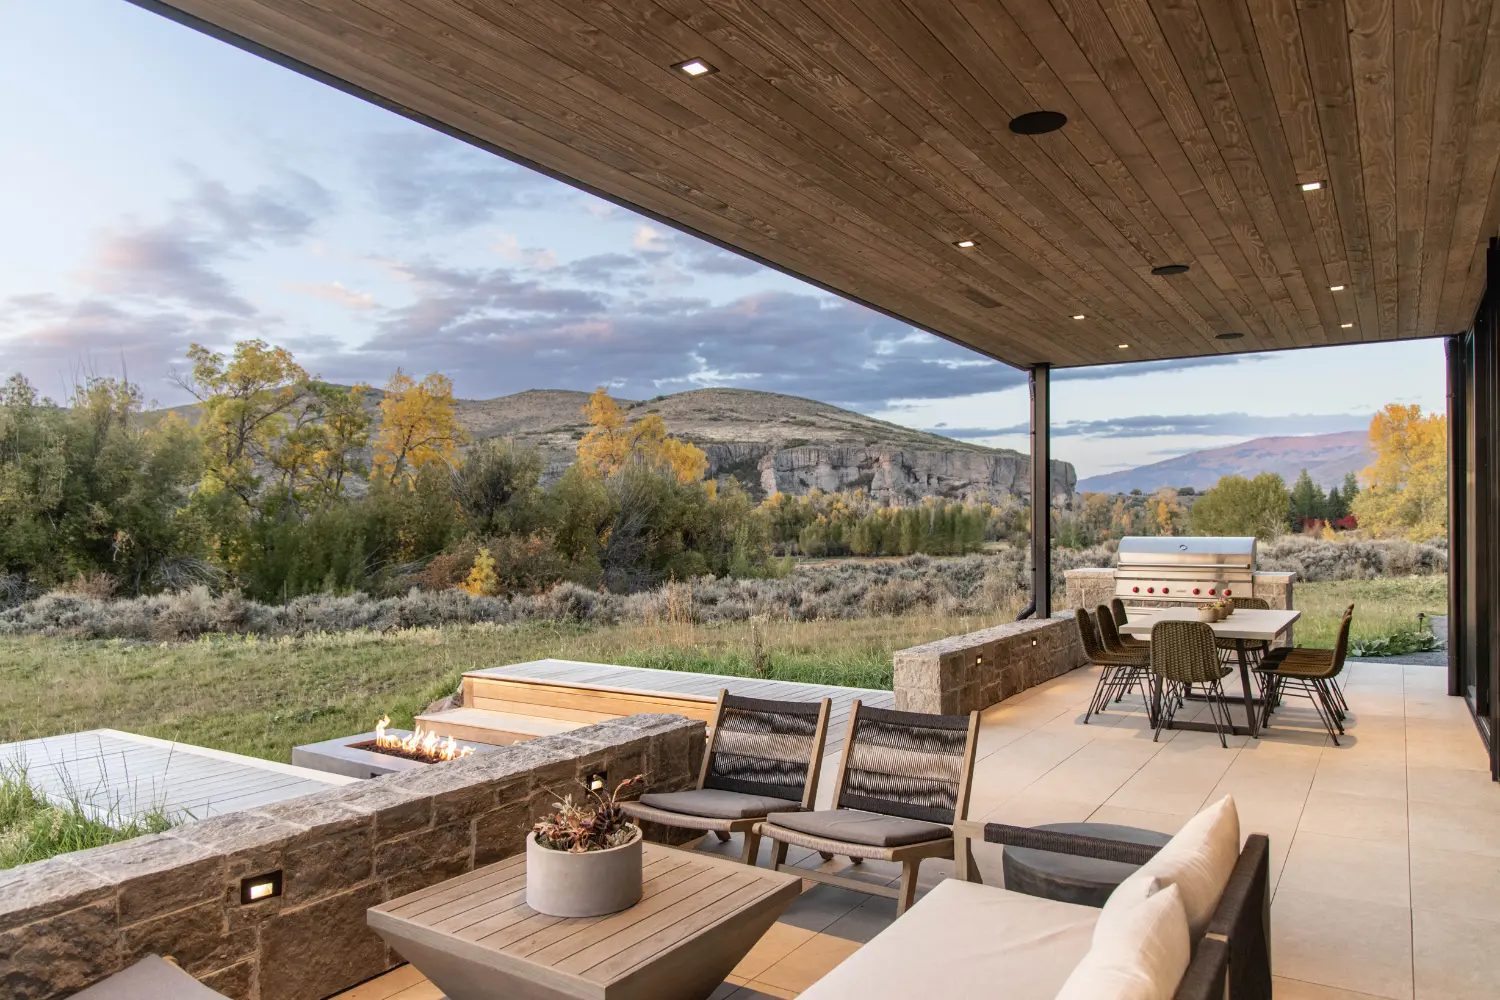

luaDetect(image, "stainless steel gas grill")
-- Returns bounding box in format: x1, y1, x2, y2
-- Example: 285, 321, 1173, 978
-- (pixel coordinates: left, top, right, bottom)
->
1114, 537, 1256, 604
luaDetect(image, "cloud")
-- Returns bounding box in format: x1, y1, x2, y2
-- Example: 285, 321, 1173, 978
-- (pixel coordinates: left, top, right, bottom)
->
926, 412, 1374, 440
359, 130, 552, 227
290, 281, 377, 310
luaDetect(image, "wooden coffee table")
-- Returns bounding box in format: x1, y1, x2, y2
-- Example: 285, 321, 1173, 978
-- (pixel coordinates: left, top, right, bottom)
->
368, 843, 802, 1000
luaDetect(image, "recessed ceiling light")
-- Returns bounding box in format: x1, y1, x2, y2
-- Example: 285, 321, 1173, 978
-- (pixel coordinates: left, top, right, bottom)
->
1341, 322, 1354, 329
1009, 111, 1068, 135
673, 58, 717, 77
1072, 313, 1087, 320
1117, 343, 1130, 349
1151, 264, 1191, 276
954, 239, 977, 249
1300, 181, 1323, 192
1329, 284, 1345, 291
1216, 331, 1244, 341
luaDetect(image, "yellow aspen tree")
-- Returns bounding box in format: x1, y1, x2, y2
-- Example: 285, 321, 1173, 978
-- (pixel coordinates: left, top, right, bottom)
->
574, 388, 707, 483
372, 369, 467, 485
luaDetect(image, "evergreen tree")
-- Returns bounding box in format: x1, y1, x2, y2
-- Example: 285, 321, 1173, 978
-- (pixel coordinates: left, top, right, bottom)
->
1289, 469, 1327, 525
1325, 485, 1345, 520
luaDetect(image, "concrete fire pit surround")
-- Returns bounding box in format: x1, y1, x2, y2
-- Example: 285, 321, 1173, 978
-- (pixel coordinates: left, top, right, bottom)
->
0, 714, 704, 1000
291, 729, 508, 780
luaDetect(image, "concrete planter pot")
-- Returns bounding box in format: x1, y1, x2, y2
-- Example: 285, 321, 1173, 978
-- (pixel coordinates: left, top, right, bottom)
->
526, 825, 643, 917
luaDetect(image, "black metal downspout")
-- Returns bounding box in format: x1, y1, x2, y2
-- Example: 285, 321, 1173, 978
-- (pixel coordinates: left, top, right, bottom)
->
1026, 365, 1052, 621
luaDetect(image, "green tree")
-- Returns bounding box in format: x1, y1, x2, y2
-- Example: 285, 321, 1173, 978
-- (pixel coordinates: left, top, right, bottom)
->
1289, 469, 1327, 525
450, 438, 544, 537
1190, 473, 1290, 540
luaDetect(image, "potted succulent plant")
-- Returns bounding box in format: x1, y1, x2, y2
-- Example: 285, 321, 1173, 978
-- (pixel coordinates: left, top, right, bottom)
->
526, 774, 645, 917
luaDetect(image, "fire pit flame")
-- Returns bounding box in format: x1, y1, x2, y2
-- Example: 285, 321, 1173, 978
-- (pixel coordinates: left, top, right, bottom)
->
371, 715, 476, 763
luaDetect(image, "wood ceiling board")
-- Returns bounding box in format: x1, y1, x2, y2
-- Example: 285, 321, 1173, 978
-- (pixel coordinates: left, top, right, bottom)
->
135, 0, 1500, 366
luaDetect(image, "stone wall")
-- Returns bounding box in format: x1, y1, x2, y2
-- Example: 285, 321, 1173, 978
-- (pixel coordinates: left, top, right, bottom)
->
0, 715, 704, 1000
1063, 568, 1117, 613
893, 617, 1088, 715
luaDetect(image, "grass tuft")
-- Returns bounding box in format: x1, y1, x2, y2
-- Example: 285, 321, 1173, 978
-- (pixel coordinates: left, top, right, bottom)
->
0, 767, 174, 870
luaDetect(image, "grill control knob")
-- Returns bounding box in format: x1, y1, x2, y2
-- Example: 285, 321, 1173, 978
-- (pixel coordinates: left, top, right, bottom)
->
1193, 588, 1200, 595
1132, 587, 1140, 593
1162, 587, 1170, 594
1147, 587, 1155, 594
1208, 589, 1216, 595
1224, 589, 1232, 596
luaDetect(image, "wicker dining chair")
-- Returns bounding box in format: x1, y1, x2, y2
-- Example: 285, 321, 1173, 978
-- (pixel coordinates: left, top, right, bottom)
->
1151, 619, 1237, 747
622, 691, 831, 864
1217, 596, 1272, 665
752, 701, 980, 914
1077, 607, 1150, 723
1256, 609, 1353, 744
1096, 603, 1153, 707
1109, 597, 1150, 649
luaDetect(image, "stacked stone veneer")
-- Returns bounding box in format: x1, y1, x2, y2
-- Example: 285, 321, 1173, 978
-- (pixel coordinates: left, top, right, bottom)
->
0, 715, 704, 1000
894, 617, 1088, 715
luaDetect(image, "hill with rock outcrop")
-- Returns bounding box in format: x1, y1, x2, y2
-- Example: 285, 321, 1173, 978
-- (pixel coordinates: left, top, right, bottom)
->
458, 388, 1075, 507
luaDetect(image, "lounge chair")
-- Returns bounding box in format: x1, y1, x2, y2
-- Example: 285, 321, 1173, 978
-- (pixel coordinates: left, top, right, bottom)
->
621, 690, 830, 864
752, 701, 979, 914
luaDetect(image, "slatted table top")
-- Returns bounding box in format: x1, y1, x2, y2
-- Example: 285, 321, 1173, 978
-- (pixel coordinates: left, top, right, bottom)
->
368, 843, 801, 998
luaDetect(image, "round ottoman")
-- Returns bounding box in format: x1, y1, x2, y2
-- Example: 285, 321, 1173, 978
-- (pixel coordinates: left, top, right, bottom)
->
1001, 822, 1171, 907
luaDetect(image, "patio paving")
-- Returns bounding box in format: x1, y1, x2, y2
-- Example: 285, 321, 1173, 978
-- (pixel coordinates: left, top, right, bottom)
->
342, 657, 1500, 1000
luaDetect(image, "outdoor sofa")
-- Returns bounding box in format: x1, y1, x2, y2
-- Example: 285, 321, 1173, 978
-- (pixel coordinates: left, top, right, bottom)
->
798, 796, 1270, 1000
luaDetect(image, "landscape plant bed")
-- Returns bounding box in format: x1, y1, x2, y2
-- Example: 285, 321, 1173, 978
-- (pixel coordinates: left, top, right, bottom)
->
0, 769, 173, 870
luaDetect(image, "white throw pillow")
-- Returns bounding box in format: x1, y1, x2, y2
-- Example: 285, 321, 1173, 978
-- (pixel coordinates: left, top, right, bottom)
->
1054, 882, 1191, 1000
1134, 795, 1240, 940
1094, 871, 1162, 945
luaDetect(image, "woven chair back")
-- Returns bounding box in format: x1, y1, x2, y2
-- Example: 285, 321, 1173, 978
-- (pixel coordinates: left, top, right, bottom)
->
1327, 610, 1354, 678
1111, 597, 1131, 625
1231, 596, 1270, 611
1095, 604, 1134, 653
704, 694, 824, 802
1074, 607, 1106, 659
838, 705, 973, 825
1150, 619, 1222, 684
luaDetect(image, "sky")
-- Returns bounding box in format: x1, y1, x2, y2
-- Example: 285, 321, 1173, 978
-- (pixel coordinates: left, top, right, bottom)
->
0, 1, 1448, 479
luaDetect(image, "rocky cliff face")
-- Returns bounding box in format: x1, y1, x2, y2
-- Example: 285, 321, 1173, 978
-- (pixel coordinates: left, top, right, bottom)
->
704, 443, 1076, 507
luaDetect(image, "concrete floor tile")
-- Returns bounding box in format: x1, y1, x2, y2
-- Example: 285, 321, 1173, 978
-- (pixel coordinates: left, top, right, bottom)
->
1279, 832, 1410, 907
1312, 760, 1408, 801
1409, 846, 1500, 925
1086, 804, 1192, 834
1271, 888, 1413, 1000
1407, 766, 1500, 811
1273, 977, 1396, 1000
1408, 799, 1500, 859
1298, 789, 1409, 845
1413, 909, 1500, 1000
755, 933, 863, 992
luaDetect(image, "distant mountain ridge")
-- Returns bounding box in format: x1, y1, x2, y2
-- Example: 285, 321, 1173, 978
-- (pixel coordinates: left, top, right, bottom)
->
158, 386, 1077, 507
1076, 430, 1372, 494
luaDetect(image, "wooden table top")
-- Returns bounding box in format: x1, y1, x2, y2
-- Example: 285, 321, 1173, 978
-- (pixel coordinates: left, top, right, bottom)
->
1119, 607, 1301, 641
368, 843, 801, 994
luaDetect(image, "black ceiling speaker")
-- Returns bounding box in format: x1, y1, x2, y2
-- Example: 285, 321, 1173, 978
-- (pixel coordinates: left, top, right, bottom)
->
1009, 111, 1068, 135
1151, 264, 1191, 276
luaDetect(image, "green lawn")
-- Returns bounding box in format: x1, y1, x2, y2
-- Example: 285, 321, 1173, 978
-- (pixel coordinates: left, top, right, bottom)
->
1292, 577, 1447, 649
0, 611, 1008, 763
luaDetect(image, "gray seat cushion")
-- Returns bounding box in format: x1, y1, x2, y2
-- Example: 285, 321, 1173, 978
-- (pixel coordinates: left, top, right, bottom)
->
73, 956, 229, 999
770, 808, 950, 847
639, 788, 802, 820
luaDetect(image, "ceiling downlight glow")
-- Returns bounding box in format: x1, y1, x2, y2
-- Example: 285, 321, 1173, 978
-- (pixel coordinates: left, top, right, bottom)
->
1329, 284, 1346, 291
1071, 314, 1086, 320
673, 58, 717, 77
1117, 343, 1129, 349
1341, 322, 1354, 328
1300, 181, 1324, 192
954, 239, 977, 248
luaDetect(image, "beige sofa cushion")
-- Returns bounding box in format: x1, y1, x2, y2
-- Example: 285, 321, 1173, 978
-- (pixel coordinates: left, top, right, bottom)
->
799, 879, 1098, 1000
1056, 883, 1191, 1000
1127, 794, 1240, 940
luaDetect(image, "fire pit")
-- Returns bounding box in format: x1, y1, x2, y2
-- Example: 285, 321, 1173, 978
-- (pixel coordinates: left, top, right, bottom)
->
293, 717, 502, 779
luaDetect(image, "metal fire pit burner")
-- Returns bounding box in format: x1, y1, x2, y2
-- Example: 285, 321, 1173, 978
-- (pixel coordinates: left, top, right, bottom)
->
292, 730, 505, 780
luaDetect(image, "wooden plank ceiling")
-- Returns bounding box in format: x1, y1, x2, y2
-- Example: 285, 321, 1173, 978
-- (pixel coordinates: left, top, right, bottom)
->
139, 0, 1500, 368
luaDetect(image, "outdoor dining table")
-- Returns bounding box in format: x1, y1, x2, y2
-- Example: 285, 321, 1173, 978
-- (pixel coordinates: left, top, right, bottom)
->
1118, 606, 1301, 738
